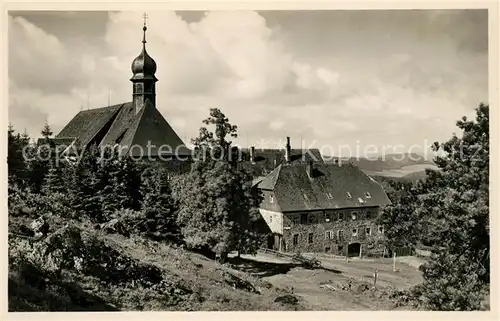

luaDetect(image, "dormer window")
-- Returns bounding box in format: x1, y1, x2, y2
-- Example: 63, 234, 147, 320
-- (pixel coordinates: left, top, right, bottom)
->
365, 192, 372, 199
358, 197, 365, 204
115, 130, 127, 144
346, 192, 352, 199
326, 192, 333, 199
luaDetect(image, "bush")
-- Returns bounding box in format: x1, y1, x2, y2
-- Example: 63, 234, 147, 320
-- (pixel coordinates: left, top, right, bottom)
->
9, 185, 76, 220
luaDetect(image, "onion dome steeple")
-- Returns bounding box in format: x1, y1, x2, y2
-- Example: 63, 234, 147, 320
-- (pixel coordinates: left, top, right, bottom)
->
131, 13, 158, 113
131, 19, 157, 80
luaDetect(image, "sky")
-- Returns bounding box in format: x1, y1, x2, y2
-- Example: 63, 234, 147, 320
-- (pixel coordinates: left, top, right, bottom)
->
8, 10, 488, 157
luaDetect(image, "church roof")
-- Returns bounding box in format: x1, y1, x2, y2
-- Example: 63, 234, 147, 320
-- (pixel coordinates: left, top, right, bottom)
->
56, 104, 122, 148
100, 99, 190, 156
56, 101, 190, 157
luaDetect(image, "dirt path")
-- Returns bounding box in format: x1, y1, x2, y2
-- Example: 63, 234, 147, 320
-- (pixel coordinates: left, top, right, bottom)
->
237, 252, 424, 310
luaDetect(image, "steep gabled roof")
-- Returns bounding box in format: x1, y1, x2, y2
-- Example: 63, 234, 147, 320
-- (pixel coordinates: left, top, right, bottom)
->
257, 165, 282, 190
128, 100, 191, 156
56, 104, 123, 148
100, 100, 190, 157
256, 162, 391, 212
99, 102, 136, 147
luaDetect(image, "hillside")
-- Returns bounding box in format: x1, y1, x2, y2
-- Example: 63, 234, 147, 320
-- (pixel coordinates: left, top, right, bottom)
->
9, 213, 421, 311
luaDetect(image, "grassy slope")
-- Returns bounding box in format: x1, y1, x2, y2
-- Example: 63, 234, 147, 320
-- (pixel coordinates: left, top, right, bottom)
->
9, 214, 420, 311
9, 226, 296, 311
9, 228, 418, 311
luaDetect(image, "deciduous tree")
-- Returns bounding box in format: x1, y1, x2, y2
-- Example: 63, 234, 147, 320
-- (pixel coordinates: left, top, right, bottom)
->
174, 108, 263, 261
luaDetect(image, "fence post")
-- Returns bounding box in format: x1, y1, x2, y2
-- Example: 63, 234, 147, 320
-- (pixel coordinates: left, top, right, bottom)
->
345, 243, 349, 262
373, 269, 378, 288
359, 244, 363, 259
393, 251, 396, 272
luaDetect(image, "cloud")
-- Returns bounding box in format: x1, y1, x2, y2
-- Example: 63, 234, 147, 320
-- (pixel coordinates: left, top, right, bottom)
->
9, 16, 75, 93
8, 10, 488, 157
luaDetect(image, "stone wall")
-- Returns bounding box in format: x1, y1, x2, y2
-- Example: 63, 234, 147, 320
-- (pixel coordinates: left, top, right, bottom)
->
281, 207, 386, 256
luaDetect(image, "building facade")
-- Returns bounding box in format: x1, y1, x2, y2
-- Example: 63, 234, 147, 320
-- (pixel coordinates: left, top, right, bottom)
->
253, 161, 392, 257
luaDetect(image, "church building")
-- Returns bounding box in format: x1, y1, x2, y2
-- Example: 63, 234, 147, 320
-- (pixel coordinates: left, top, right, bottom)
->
52, 21, 190, 159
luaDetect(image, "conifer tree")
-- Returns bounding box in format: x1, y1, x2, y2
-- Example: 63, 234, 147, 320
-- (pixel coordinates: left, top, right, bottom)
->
110, 155, 143, 211
381, 104, 489, 310
41, 163, 67, 195
411, 103, 489, 310
27, 122, 55, 193
7, 124, 30, 184
41, 121, 53, 141
69, 144, 103, 222
96, 147, 122, 218
139, 164, 180, 240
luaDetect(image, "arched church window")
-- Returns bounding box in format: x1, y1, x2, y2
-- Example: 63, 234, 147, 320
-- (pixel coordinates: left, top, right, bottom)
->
135, 83, 144, 94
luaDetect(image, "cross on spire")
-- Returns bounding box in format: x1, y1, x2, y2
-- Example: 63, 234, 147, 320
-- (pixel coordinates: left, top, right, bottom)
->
142, 13, 148, 44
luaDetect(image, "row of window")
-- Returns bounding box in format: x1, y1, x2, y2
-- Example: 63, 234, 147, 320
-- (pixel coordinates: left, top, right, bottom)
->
291, 225, 384, 246
269, 192, 372, 204
290, 210, 374, 225
325, 225, 383, 240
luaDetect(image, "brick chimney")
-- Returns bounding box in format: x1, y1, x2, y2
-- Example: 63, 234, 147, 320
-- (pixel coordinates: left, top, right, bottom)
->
250, 146, 255, 163
285, 136, 291, 162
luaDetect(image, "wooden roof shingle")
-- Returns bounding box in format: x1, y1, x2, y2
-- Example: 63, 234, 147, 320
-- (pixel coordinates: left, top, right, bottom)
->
56, 104, 123, 148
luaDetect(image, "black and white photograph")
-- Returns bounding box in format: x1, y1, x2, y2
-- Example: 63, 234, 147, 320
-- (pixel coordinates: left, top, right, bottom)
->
5, 5, 494, 313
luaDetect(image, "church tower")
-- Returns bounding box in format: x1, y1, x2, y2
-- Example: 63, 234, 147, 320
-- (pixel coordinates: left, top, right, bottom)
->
130, 15, 158, 114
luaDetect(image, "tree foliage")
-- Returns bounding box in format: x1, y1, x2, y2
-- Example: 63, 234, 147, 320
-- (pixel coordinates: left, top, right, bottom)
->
192, 108, 238, 162
378, 103, 489, 310
24, 123, 56, 193
8, 124, 30, 184
173, 108, 264, 259
63, 145, 144, 223
136, 163, 180, 241
413, 103, 489, 310
376, 180, 423, 249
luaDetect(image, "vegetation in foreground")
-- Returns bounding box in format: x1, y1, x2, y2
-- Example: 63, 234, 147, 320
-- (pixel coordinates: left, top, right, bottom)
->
376, 103, 490, 310
7, 104, 490, 311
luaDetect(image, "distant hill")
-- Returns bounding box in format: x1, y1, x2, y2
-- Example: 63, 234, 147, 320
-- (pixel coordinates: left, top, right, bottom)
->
400, 170, 430, 181
323, 153, 436, 178
371, 166, 439, 184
